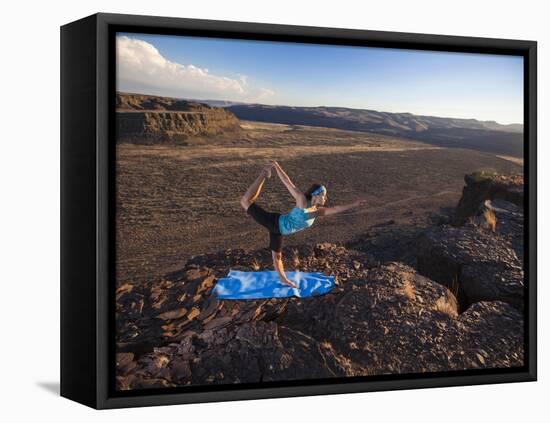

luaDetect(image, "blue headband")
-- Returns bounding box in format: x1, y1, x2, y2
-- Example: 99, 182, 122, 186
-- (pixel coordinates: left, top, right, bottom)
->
311, 185, 327, 196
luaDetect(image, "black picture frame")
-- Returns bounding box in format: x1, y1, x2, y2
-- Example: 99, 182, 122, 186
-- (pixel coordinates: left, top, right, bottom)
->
61, 12, 537, 409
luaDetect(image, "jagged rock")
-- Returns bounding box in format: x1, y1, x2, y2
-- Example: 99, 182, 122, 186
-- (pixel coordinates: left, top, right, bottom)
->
453, 172, 523, 225
116, 320, 358, 390
416, 222, 524, 311
479, 198, 524, 262
116, 253, 523, 389
345, 223, 425, 267
156, 308, 188, 320
276, 262, 523, 374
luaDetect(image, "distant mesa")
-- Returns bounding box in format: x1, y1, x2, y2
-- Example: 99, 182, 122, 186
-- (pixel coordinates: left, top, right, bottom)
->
226, 103, 523, 134
116, 92, 242, 145
225, 103, 523, 157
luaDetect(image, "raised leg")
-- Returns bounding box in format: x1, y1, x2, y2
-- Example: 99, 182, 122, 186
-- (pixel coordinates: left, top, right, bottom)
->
240, 165, 272, 210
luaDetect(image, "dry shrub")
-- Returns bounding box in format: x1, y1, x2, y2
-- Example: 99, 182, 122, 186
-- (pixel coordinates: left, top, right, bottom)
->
400, 277, 416, 300
251, 258, 261, 271
483, 208, 497, 232
471, 168, 497, 182
449, 274, 460, 299
433, 295, 458, 318
291, 248, 300, 269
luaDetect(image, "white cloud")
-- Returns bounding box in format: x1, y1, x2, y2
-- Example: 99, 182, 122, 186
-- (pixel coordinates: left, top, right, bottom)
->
116, 36, 275, 103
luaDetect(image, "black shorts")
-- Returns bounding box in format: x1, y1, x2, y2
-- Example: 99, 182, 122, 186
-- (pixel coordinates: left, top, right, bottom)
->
246, 202, 283, 253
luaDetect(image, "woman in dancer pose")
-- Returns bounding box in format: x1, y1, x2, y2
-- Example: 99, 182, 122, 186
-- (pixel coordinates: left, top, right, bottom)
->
239, 160, 367, 288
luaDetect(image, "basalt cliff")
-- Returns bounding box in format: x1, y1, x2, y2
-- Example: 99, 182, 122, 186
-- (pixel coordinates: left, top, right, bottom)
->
116, 92, 242, 144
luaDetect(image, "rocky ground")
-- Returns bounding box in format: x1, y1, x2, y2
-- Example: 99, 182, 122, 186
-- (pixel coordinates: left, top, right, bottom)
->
116, 172, 525, 390
115, 138, 520, 285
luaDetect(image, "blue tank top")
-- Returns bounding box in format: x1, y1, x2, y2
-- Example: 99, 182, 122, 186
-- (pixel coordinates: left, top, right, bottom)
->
278, 206, 316, 235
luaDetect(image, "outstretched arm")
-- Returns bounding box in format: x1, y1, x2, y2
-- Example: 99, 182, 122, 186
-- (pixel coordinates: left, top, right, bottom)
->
270, 160, 307, 207
315, 198, 367, 217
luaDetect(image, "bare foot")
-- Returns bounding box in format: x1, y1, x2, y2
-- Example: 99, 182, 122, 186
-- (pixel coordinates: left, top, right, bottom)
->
280, 278, 297, 289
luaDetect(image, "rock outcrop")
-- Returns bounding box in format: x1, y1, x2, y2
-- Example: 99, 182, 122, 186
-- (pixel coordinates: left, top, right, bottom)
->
116, 92, 242, 144
417, 172, 524, 311
116, 243, 524, 390
416, 223, 524, 311
452, 171, 524, 226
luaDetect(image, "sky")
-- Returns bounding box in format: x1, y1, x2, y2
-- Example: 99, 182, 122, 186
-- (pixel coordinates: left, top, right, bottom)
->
116, 32, 524, 125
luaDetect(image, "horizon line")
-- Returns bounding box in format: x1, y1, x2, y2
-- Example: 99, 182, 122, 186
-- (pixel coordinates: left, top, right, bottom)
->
116, 90, 524, 127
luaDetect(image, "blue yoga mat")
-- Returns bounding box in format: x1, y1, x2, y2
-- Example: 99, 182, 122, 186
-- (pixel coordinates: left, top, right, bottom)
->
212, 269, 335, 299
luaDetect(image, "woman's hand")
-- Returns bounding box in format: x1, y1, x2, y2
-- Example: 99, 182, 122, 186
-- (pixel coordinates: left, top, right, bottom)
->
269, 159, 280, 170
267, 160, 305, 204
265, 160, 280, 178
